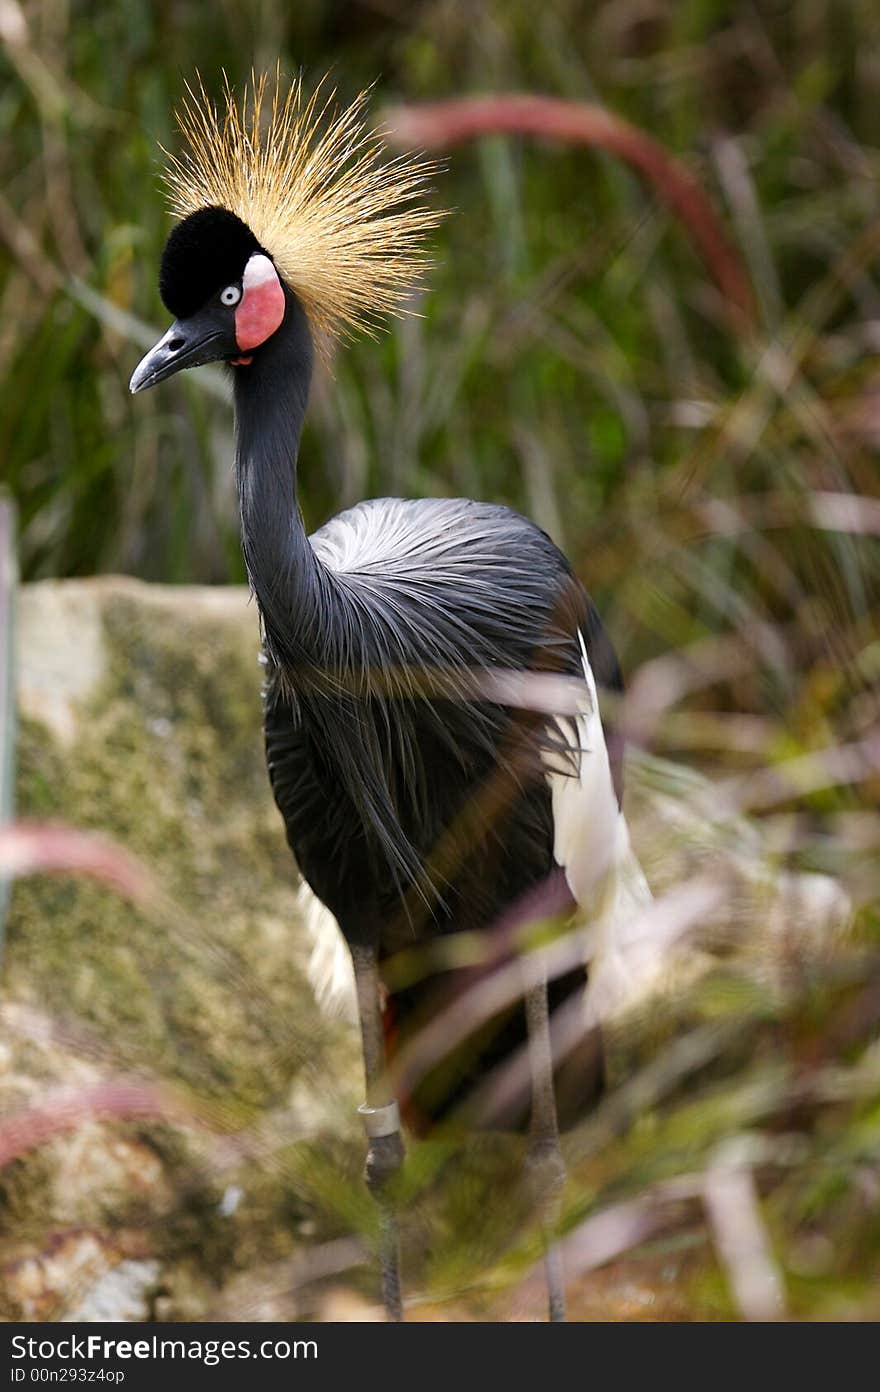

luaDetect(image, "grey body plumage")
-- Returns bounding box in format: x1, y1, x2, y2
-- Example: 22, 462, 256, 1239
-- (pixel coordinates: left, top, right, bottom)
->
267, 493, 621, 924
229, 287, 622, 1003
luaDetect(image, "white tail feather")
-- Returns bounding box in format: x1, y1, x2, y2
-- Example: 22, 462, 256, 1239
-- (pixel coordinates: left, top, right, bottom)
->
544, 632, 658, 1024
298, 880, 357, 1020
581, 824, 659, 1024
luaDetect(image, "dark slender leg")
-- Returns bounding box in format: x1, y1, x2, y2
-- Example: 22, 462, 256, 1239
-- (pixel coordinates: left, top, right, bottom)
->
524, 966, 567, 1322
351, 941, 405, 1321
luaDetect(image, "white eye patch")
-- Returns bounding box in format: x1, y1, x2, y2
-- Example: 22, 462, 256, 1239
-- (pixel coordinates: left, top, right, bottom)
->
242, 254, 278, 290
220, 285, 242, 306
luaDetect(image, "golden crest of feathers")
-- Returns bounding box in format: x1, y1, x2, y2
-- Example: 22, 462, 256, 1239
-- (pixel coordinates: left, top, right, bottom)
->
162, 71, 444, 345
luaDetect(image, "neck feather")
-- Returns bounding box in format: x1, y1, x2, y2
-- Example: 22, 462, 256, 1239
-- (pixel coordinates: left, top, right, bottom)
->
233, 288, 331, 678
233, 294, 434, 899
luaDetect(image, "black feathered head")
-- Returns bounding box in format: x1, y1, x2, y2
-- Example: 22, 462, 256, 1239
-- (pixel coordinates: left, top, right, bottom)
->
130, 71, 444, 394
160, 71, 444, 345
159, 206, 261, 320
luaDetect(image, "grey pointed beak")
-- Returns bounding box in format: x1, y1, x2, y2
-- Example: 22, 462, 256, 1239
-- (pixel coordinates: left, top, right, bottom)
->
130, 308, 232, 394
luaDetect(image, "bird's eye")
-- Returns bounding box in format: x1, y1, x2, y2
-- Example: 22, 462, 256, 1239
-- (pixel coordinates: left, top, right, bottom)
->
220, 285, 241, 306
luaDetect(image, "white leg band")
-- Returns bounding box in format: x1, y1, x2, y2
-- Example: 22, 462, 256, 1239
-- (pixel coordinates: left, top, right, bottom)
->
358, 1100, 401, 1138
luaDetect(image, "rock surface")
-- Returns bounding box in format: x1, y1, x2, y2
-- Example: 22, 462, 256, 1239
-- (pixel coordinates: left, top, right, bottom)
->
0, 579, 850, 1321
2, 578, 363, 1321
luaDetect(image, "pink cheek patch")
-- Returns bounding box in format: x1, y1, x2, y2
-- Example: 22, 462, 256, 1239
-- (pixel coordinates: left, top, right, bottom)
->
234, 253, 285, 352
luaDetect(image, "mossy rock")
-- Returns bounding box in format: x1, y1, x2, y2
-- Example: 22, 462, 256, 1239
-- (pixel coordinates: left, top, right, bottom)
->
0, 579, 362, 1318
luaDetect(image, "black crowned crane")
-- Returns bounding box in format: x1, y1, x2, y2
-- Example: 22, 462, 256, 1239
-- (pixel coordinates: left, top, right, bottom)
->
130, 74, 654, 1321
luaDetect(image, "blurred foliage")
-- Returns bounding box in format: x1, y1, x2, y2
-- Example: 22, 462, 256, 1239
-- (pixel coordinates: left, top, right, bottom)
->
2, 0, 880, 1319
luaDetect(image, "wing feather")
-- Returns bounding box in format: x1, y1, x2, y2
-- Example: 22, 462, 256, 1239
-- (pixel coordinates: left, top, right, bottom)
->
545, 632, 659, 1023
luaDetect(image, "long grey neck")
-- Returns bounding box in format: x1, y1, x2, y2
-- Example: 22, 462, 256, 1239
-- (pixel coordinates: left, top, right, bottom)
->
232, 290, 425, 892
233, 288, 334, 680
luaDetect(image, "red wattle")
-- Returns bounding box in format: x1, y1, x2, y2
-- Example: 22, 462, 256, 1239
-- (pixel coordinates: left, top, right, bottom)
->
234, 254, 285, 352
